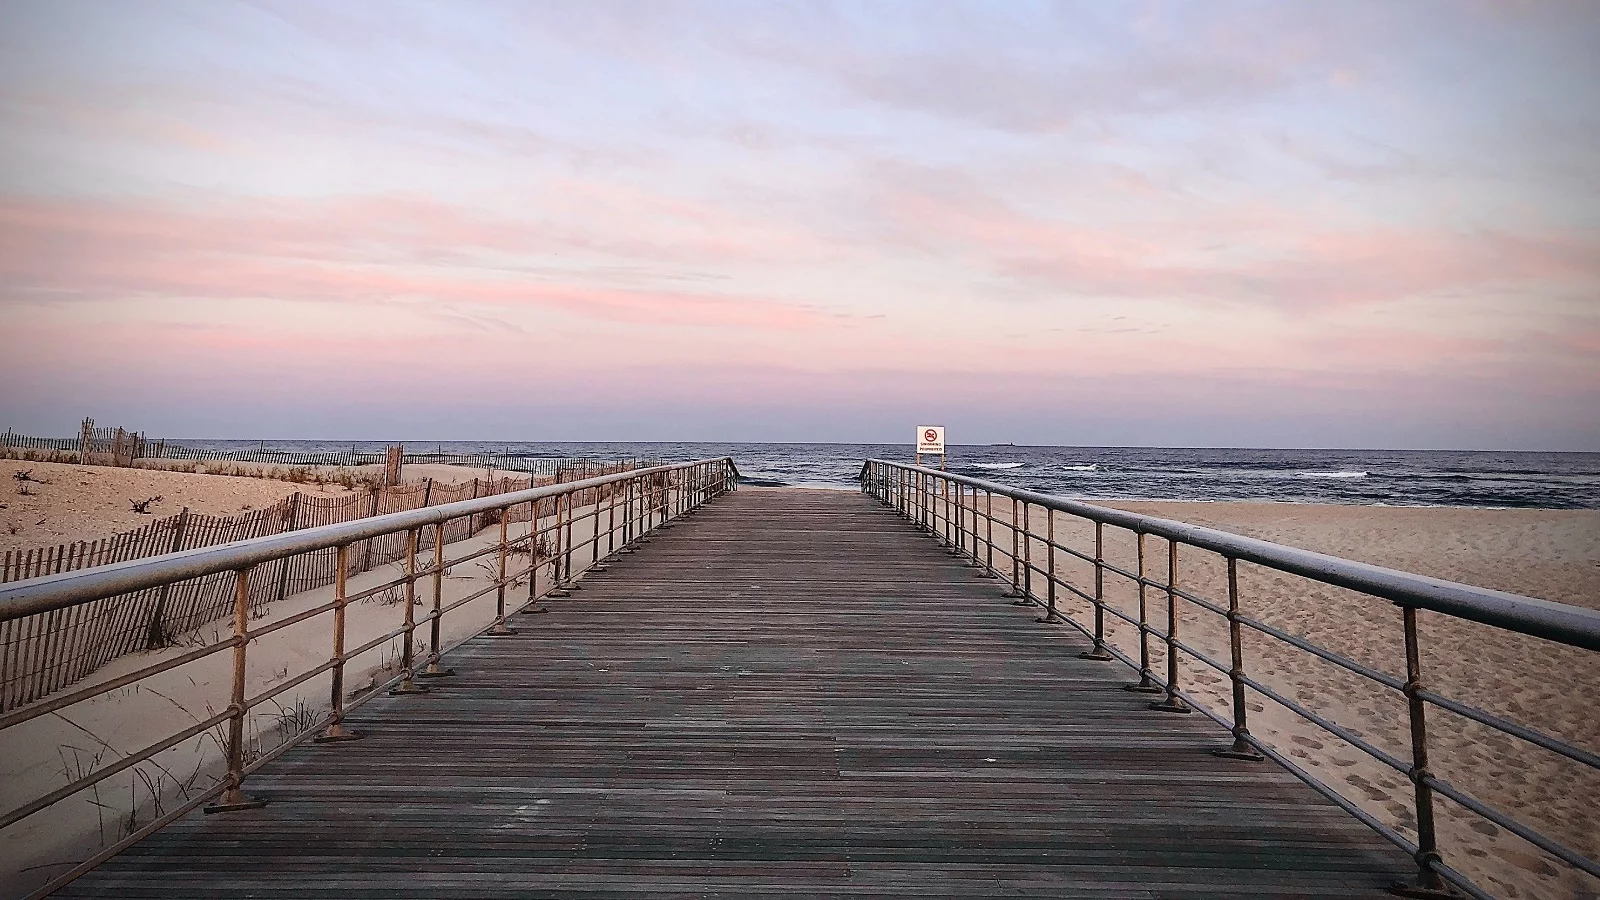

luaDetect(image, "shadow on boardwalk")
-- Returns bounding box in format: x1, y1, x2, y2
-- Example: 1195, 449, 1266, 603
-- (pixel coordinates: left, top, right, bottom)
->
60, 488, 1413, 898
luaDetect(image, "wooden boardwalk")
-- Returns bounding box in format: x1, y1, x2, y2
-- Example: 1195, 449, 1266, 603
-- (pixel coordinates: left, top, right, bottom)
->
61, 488, 1413, 898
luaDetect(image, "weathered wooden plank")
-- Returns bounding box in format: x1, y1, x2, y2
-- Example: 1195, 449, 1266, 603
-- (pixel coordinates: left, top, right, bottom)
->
59, 488, 1413, 898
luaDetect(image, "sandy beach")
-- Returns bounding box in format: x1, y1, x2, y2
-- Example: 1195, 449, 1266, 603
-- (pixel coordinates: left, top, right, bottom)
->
2, 459, 541, 548
975, 499, 1599, 900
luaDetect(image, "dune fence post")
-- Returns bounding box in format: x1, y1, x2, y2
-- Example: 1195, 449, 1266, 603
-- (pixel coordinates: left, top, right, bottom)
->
144, 507, 190, 650
273, 494, 299, 606
204, 568, 267, 812
314, 545, 361, 742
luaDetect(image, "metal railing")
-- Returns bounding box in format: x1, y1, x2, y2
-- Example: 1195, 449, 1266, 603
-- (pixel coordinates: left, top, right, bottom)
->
0, 457, 739, 899
860, 459, 1599, 900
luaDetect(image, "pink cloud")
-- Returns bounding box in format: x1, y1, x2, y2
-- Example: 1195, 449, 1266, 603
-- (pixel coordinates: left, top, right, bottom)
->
870, 173, 1600, 310
0, 196, 827, 330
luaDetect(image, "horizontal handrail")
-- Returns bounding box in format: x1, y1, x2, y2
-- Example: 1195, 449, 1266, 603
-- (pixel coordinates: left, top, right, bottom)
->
0, 459, 737, 621
861, 460, 1600, 650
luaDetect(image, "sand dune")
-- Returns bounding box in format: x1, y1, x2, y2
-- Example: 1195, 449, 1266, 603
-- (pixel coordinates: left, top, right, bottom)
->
2, 460, 357, 547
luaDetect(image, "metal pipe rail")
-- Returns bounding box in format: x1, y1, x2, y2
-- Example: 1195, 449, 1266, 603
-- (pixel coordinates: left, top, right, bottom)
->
0, 457, 739, 900
860, 459, 1599, 900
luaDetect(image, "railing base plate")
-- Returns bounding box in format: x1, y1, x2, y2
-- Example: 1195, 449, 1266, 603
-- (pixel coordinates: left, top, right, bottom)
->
1387, 885, 1456, 899
204, 794, 267, 814
313, 725, 362, 743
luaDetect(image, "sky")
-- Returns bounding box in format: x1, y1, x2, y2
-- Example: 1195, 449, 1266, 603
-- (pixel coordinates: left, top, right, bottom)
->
0, 1, 1597, 449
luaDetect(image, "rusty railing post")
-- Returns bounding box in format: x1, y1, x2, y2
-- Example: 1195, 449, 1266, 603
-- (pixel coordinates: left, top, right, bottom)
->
1004, 497, 1023, 597
1038, 508, 1061, 624
1080, 521, 1114, 660
1213, 557, 1262, 759
623, 479, 634, 547
607, 479, 618, 556
984, 489, 994, 576
569, 486, 582, 576
934, 474, 947, 544
1013, 502, 1033, 605
970, 483, 980, 562
1125, 532, 1162, 692
1149, 539, 1191, 713
487, 508, 516, 636
592, 487, 602, 568
522, 498, 549, 616
314, 545, 362, 741
204, 567, 267, 812
1394, 605, 1451, 897
954, 481, 965, 554
418, 522, 455, 677
390, 528, 428, 694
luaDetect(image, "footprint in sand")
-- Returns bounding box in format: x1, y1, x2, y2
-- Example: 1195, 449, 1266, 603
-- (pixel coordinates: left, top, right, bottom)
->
1468, 819, 1500, 837
1331, 757, 1357, 767
1291, 734, 1324, 751
1493, 848, 1559, 878
1343, 774, 1390, 802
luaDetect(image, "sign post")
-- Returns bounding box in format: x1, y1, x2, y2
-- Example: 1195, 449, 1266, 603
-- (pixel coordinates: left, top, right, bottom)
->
916, 426, 946, 471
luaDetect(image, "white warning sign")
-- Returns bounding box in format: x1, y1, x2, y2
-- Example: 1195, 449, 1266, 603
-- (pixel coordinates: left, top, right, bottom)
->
916, 426, 946, 455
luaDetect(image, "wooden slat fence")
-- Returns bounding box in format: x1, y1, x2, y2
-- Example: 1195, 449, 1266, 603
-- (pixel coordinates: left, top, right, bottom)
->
0, 459, 641, 712
4, 426, 653, 476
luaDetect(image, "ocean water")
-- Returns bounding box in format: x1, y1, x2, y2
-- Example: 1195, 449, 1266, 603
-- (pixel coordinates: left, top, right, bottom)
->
176, 441, 1600, 509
